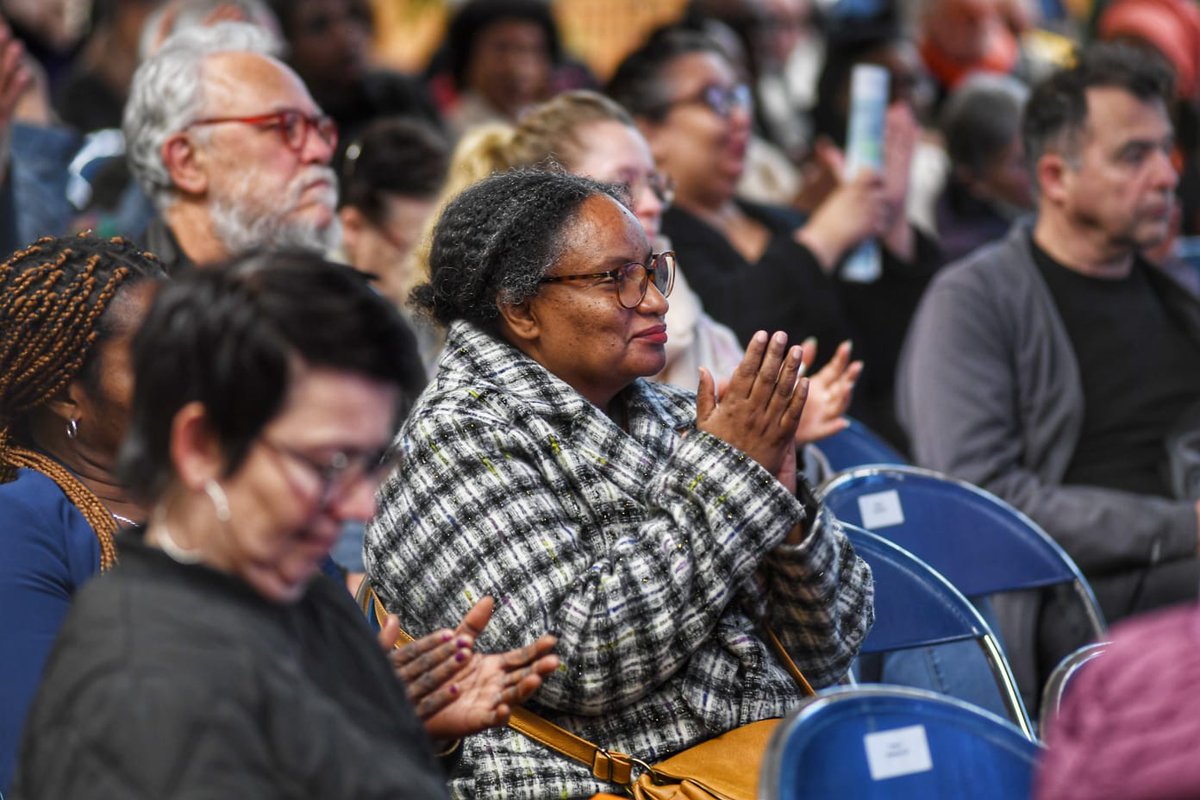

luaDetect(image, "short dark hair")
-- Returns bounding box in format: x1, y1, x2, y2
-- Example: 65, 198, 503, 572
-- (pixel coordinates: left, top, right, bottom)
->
339, 118, 450, 224
606, 27, 726, 123
411, 169, 623, 330
120, 251, 427, 504
266, 0, 373, 39
1023, 42, 1174, 173
445, 0, 561, 89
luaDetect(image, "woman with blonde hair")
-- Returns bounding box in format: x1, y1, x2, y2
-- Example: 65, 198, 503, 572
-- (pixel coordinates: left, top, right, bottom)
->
410, 89, 860, 444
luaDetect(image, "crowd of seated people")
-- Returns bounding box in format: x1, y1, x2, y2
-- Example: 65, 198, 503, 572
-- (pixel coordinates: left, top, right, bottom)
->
2, 0, 1200, 796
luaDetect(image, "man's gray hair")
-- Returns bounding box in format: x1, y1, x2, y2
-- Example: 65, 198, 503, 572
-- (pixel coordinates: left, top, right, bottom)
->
136, 0, 283, 61
124, 21, 279, 211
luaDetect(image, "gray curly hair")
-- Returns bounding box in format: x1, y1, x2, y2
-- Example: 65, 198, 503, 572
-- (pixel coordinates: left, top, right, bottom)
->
124, 21, 280, 212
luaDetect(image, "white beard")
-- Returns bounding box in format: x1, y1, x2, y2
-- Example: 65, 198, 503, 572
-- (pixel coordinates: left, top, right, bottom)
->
209, 165, 341, 256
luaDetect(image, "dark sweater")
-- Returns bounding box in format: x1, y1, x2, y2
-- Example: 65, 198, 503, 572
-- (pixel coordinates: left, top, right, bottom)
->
12, 533, 449, 800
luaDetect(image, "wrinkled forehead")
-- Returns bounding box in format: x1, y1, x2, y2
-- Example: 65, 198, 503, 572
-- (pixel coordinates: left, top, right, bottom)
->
199, 51, 321, 117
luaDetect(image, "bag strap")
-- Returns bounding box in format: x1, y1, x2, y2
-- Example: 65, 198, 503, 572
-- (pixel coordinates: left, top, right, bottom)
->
365, 587, 813, 784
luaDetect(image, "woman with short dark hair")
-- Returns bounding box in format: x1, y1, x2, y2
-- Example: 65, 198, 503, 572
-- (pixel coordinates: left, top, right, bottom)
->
366, 170, 873, 798
13, 252, 558, 799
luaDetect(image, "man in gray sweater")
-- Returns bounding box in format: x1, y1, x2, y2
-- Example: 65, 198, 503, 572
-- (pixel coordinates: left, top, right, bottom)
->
897, 43, 1200, 678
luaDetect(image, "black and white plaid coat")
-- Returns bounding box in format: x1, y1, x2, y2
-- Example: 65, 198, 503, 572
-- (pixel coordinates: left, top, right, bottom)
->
366, 321, 873, 799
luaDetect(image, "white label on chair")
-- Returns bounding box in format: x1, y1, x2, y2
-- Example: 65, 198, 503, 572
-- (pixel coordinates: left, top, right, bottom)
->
863, 724, 933, 780
857, 490, 905, 529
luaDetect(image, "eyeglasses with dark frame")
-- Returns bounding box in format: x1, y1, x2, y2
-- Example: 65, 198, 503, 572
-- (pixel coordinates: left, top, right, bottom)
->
260, 437, 395, 508
662, 83, 752, 119
540, 251, 676, 309
186, 109, 338, 153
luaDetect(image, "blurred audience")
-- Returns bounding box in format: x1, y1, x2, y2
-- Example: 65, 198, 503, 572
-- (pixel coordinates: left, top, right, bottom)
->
336, 116, 448, 374
915, 0, 1023, 105
338, 117, 448, 309
432, 0, 561, 137
1036, 604, 1200, 799
1096, 0, 1200, 237
0, 0, 89, 94
139, 0, 283, 58
264, 0, 444, 161
53, 0, 164, 134
611, 26, 932, 449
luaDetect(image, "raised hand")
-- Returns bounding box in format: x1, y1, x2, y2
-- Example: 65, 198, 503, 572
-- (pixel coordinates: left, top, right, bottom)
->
794, 141, 889, 273
794, 339, 863, 445
696, 330, 809, 492
382, 597, 560, 742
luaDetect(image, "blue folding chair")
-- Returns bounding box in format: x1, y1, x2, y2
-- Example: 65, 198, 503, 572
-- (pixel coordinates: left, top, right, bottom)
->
760, 685, 1043, 800
820, 466, 1106, 634
810, 416, 908, 473
845, 525, 1034, 739
822, 466, 1107, 726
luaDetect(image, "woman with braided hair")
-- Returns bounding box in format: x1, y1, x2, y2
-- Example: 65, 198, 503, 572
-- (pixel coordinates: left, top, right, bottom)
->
0, 233, 165, 794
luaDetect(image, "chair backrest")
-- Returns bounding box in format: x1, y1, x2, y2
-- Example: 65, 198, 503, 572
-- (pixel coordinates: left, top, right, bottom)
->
1038, 642, 1109, 735
820, 465, 1106, 637
848, 525, 988, 653
845, 525, 1034, 738
811, 416, 908, 473
760, 685, 1043, 800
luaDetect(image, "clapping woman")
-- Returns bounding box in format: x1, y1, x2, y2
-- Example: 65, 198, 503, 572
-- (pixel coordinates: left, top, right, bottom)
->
366, 170, 872, 798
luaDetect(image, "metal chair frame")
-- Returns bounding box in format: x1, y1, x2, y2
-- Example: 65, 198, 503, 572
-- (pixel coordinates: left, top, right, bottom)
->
1037, 641, 1109, 734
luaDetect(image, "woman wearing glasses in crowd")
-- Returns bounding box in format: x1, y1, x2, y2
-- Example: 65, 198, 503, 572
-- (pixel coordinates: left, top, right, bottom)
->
0, 234, 165, 795
365, 170, 873, 798
609, 27, 936, 449
411, 90, 860, 443
13, 253, 560, 799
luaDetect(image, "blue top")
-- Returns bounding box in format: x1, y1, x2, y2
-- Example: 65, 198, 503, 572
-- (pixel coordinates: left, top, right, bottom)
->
0, 468, 100, 795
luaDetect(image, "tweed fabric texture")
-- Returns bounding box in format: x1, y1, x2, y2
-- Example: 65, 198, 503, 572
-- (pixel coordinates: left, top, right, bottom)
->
366, 321, 873, 799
